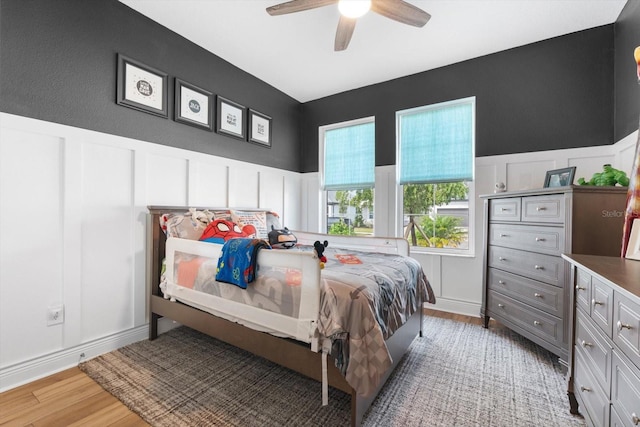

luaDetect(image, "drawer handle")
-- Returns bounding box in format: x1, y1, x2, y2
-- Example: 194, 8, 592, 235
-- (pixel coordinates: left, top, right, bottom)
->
580, 386, 592, 393
536, 206, 547, 211
580, 340, 593, 348
575, 285, 586, 291
592, 299, 604, 307
534, 265, 544, 270
617, 320, 633, 331
535, 237, 546, 242
534, 293, 542, 298
533, 320, 542, 326
498, 280, 506, 285
499, 257, 507, 261
498, 303, 505, 308
632, 413, 639, 425
500, 233, 509, 238
500, 207, 510, 212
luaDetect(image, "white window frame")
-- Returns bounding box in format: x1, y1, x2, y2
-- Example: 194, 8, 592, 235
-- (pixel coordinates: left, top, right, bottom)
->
319, 116, 375, 234
395, 98, 476, 257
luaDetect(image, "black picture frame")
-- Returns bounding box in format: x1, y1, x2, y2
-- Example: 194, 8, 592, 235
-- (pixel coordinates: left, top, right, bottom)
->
248, 109, 272, 148
543, 166, 576, 188
216, 96, 245, 140
116, 54, 168, 118
174, 78, 214, 131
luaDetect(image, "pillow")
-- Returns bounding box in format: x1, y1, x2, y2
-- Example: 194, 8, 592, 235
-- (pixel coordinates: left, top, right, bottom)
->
266, 211, 282, 231
160, 208, 213, 240
231, 210, 268, 239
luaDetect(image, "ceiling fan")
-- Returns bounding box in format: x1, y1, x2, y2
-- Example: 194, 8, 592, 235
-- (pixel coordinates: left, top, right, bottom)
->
266, 0, 431, 51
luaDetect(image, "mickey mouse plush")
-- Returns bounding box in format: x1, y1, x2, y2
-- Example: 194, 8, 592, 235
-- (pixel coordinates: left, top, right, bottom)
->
314, 240, 328, 269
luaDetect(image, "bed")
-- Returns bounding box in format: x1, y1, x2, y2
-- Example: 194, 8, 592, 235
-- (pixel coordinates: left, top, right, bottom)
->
147, 206, 435, 426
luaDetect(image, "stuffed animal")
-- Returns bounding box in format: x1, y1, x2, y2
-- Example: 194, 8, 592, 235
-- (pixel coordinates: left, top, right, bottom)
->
314, 240, 328, 269
577, 164, 629, 187
268, 225, 297, 249
199, 219, 257, 244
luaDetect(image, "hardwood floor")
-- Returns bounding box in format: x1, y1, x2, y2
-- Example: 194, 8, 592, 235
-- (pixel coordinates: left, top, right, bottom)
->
0, 309, 484, 426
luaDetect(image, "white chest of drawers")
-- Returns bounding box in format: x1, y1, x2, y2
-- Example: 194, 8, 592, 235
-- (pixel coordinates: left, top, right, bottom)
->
563, 255, 640, 427
481, 186, 627, 364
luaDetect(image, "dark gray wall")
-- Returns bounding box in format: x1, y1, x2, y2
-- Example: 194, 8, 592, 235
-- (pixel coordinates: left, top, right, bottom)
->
0, 0, 302, 172
615, 0, 640, 140
301, 25, 616, 172
1, 1, 638, 175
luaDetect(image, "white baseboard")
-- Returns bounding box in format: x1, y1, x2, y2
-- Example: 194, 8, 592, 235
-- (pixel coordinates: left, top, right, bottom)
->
0, 325, 148, 393
425, 298, 482, 319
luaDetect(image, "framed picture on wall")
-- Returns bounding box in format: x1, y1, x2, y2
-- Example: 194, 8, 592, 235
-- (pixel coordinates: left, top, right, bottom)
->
216, 96, 245, 140
174, 79, 214, 130
543, 166, 576, 188
116, 54, 168, 118
248, 109, 272, 147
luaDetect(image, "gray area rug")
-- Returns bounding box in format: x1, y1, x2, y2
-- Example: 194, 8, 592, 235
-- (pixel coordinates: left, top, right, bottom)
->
80, 316, 585, 426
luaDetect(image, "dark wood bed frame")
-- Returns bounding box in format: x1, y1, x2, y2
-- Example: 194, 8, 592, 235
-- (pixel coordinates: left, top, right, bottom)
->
147, 206, 424, 426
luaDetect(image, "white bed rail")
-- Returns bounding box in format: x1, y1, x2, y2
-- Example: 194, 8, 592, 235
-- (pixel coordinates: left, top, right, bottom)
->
164, 237, 322, 345
292, 230, 409, 256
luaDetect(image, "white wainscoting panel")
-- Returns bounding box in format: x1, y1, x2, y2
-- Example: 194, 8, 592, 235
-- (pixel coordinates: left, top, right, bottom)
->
0, 129, 65, 366
0, 113, 301, 391
80, 143, 135, 341
146, 153, 188, 206
188, 160, 229, 207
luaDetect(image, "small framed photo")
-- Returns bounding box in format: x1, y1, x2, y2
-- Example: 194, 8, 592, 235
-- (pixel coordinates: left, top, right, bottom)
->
216, 96, 245, 140
116, 54, 168, 118
625, 219, 640, 261
174, 79, 214, 130
248, 109, 272, 147
543, 166, 576, 188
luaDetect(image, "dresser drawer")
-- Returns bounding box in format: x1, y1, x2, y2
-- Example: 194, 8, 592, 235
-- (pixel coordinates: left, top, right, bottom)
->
612, 351, 640, 427
575, 268, 592, 315
488, 268, 563, 316
522, 194, 565, 224
575, 349, 611, 427
488, 246, 564, 287
489, 223, 564, 256
610, 405, 628, 427
489, 198, 520, 222
591, 276, 614, 339
488, 290, 563, 348
614, 292, 640, 371
575, 309, 612, 398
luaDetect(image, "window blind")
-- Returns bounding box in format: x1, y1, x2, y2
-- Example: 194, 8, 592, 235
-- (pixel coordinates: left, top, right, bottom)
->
323, 121, 375, 190
398, 98, 474, 184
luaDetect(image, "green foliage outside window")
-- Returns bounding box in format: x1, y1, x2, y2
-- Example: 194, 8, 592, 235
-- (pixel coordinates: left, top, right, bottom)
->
404, 182, 469, 248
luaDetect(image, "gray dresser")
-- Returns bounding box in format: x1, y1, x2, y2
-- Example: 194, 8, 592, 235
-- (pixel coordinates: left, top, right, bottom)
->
563, 255, 640, 427
481, 186, 627, 364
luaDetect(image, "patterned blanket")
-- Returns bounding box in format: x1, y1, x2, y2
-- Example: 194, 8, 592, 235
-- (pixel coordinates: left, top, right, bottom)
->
171, 243, 435, 397
315, 246, 435, 396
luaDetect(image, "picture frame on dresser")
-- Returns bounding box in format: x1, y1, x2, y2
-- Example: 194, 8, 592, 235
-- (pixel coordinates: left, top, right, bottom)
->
544, 166, 576, 188
625, 218, 640, 260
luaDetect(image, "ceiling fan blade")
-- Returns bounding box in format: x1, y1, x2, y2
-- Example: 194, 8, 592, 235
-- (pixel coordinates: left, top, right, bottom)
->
371, 0, 431, 27
334, 15, 356, 51
266, 0, 338, 16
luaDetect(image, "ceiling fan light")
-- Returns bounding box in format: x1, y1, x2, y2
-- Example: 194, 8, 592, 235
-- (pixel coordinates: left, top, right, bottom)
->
338, 0, 371, 19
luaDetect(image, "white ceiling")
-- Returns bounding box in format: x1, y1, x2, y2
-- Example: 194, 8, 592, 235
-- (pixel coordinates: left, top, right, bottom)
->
119, 0, 627, 103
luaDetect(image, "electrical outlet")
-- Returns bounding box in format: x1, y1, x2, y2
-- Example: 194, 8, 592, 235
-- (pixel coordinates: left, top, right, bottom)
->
47, 305, 64, 326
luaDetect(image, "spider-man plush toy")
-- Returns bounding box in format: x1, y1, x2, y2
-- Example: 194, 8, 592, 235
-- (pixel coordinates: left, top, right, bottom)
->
199, 219, 257, 244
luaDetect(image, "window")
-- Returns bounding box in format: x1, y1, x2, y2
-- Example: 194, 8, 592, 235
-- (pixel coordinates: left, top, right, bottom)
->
396, 97, 475, 253
320, 117, 375, 236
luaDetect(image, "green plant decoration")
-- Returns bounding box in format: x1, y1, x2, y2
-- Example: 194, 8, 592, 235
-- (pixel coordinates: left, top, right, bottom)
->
577, 164, 629, 187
